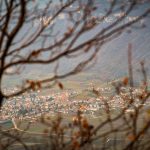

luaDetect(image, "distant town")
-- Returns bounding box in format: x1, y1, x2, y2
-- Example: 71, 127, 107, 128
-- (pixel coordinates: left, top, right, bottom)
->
1, 85, 150, 122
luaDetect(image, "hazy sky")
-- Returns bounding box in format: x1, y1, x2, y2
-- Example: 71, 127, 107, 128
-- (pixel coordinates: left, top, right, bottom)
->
3, 0, 150, 87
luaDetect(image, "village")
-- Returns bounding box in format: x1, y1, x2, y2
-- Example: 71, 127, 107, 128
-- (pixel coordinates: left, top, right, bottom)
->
1, 85, 149, 122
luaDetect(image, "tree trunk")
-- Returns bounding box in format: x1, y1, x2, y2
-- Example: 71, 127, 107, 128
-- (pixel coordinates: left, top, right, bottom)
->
0, 92, 4, 108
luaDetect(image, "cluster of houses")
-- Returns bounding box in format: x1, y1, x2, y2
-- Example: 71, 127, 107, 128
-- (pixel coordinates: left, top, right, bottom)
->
0, 86, 149, 122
